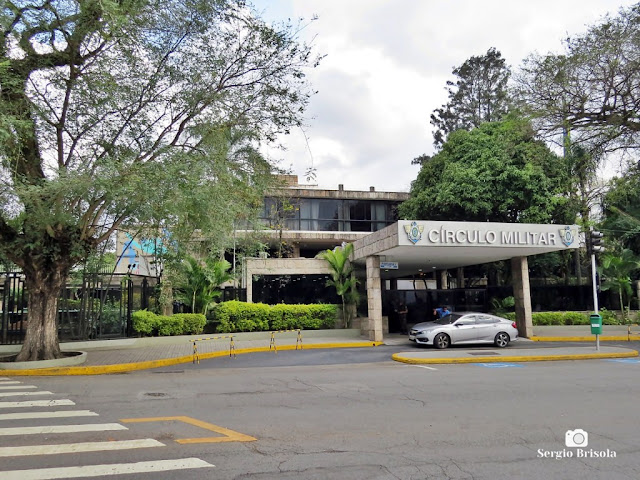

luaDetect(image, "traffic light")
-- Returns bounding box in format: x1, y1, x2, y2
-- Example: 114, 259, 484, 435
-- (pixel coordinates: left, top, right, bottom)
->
590, 230, 604, 253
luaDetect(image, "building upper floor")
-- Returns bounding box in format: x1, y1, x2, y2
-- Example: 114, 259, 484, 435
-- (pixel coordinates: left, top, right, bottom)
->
258, 176, 410, 234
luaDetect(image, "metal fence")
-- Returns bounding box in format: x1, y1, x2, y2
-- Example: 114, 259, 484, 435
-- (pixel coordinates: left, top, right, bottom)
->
1, 271, 159, 345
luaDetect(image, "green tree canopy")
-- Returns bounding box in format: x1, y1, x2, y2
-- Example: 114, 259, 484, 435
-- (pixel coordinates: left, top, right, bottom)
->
601, 166, 640, 255
430, 47, 511, 149
400, 117, 575, 224
0, 0, 319, 360
516, 3, 640, 154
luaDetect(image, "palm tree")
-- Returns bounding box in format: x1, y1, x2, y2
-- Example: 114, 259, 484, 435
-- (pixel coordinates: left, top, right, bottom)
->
317, 243, 358, 328
176, 255, 234, 315
599, 249, 640, 322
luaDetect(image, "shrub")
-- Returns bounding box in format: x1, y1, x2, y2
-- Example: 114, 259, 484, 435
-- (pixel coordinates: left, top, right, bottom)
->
175, 314, 207, 335
211, 301, 338, 333
598, 308, 620, 325
132, 310, 158, 336
156, 315, 184, 336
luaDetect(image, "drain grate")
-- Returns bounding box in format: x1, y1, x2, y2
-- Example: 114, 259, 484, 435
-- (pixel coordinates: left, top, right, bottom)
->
467, 351, 500, 356
144, 392, 167, 397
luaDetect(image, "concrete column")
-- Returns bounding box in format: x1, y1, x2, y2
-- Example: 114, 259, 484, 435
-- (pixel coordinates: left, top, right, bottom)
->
245, 264, 253, 304
366, 256, 383, 342
440, 270, 448, 290
511, 256, 533, 338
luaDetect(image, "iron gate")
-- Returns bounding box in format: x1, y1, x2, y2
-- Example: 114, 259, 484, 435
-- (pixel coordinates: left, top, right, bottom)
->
1, 271, 158, 345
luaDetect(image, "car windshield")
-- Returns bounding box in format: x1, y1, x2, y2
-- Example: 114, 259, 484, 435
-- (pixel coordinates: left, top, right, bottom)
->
434, 313, 462, 325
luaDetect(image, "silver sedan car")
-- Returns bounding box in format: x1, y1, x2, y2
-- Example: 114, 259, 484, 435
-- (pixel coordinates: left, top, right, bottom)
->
409, 312, 518, 349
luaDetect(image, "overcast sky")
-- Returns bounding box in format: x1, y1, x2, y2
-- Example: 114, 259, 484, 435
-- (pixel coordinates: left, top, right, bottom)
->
251, 0, 636, 192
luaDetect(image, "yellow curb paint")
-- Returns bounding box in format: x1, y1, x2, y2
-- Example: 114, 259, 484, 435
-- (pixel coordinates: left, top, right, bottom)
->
391, 350, 639, 365
0, 342, 383, 376
531, 336, 640, 342
121, 416, 256, 444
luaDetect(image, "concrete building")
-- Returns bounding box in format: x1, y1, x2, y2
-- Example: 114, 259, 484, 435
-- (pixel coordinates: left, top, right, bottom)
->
243, 177, 580, 342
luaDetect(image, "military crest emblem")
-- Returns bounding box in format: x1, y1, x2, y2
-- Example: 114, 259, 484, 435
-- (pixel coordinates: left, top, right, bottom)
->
404, 222, 424, 244
560, 225, 577, 247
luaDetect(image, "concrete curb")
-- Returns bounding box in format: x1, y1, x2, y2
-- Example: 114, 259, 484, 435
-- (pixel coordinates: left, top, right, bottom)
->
391, 350, 639, 365
531, 335, 640, 342
0, 342, 384, 376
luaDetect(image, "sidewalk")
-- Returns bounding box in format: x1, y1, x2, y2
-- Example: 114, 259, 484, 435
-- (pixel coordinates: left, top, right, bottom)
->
0, 329, 382, 376
0, 327, 638, 375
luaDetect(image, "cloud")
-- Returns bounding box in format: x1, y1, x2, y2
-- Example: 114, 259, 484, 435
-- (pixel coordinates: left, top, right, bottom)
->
253, 0, 636, 192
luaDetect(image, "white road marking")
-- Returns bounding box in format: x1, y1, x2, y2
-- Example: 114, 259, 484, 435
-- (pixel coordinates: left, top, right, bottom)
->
0, 438, 165, 457
0, 410, 98, 421
0, 385, 37, 390
0, 400, 75, 409
1, 458, 214, 479
0, 377, 9, 380
0, 423, 127, 436
0, 381, 21, 385
411, 365, 438, 370
0, 391, 52, 398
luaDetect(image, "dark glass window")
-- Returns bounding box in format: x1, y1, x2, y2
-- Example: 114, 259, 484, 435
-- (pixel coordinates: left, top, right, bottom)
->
260, 197, 400, 232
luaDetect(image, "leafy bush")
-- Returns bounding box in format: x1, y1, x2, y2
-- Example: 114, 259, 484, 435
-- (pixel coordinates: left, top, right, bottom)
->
598, 308, 620, 325
211, 301, 338, 333
175, 314, 207, 335
156, 315, 184, 336
526, 311, 621, 326
133, 311, 204, 336
132, 310, 158, 336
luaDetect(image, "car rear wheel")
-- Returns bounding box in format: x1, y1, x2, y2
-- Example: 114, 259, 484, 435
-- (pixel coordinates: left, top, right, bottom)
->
494, 332, 510, 348
434, 333, 450, 349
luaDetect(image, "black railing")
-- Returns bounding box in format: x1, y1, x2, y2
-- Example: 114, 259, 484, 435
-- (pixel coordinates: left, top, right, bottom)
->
1, 271, 159, 345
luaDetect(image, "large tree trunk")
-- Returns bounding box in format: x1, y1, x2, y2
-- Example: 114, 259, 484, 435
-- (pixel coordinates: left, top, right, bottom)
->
15, 266, 66, 361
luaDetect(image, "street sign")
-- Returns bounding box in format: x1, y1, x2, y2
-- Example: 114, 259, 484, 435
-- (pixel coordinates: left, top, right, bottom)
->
380, 262, 398, 270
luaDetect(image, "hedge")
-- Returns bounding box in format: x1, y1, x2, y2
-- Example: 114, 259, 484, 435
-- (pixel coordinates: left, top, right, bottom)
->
503, 310, 625, 326
211, 301, 338, 333
131, 310, 206, 336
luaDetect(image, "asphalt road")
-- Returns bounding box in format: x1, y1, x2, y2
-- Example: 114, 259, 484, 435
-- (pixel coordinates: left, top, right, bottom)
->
3, 344, 639, 480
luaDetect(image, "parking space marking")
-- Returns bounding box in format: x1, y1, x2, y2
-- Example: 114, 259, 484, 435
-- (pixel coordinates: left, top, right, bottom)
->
410, 365, 438, 370
474, 363, 524, 368
607, 359, 640, 364
121, 416, 257, 444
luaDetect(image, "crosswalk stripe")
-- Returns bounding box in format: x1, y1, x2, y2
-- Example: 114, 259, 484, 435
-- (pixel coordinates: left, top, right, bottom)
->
0, 438, 165, 457
0, 410, 99, 421
0, 391, 52, 398
0, 400, 75, 409
1, 457, 214, 479
0, 385, 37, 390
0, 423, 127, 436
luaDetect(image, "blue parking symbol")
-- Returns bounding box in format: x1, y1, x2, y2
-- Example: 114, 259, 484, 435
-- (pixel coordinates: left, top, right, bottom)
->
607, 359, 640, 364
475, 363, 524, 368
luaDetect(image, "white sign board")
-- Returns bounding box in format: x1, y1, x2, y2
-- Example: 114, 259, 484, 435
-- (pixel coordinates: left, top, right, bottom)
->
380, 262, 399, 270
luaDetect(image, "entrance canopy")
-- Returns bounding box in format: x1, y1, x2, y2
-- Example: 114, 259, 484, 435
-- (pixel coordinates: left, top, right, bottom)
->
352, 220, 580, 277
